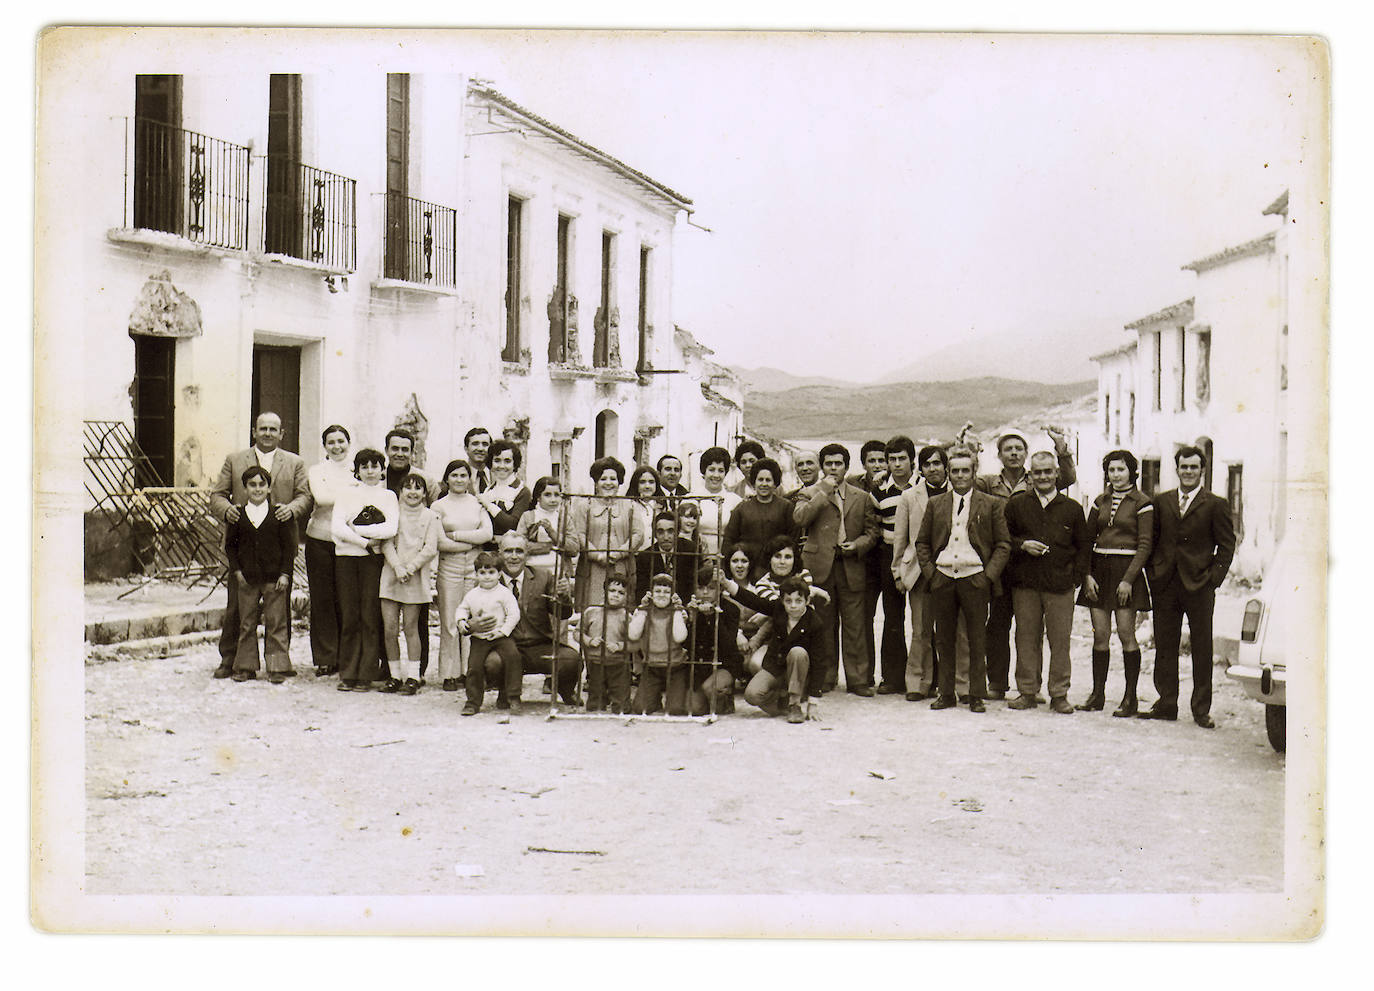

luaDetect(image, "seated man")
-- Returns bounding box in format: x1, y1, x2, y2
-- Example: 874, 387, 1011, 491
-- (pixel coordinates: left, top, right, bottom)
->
472, 532, 582, 706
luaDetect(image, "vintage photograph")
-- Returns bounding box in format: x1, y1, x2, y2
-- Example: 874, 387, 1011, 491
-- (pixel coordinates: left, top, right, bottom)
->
32, 27, 1327, 937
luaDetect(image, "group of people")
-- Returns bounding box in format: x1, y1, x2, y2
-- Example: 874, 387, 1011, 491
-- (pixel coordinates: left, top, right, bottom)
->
208, 413, 1236, 729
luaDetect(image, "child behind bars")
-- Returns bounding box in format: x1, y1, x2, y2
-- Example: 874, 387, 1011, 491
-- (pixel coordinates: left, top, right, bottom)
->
628, 573, 688, 714
580, 574, 633, 712
684, 564, 746, 715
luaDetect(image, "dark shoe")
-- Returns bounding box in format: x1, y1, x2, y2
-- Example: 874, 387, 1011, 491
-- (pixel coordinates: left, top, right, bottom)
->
1076, 691, 1105, 711
905, 691, 926, 702
876, 684, 901, 695
495, 696, 511, 710
562, 690, 584, 707
787, 703, 805, 724
958, 694, 971, 704
379, 678, 402, 694
930, 696, 957, 710
968, 698, 986, 713
461, 701, 479, 716
508, 698, 523, 715
1034, 694, 1047, 704
268, 673, 286, 685
987, 688, 1007, 701
1007, 694, 1038, 710
1194, 714, 1216, 729
399, 679, 420, 696
1112, 695, 1138, 718
1050, 697, 1074, 714
1138, 705, 1178, 721
336, 680, 353, 692
850, 686, 876, 698
231, 670, 252, 683
541, 676, 554, 695
442, 679, 460, 692
213, 665, 233, 679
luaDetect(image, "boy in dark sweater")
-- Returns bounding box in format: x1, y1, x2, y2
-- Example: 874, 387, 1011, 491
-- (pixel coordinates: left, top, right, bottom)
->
223, 465, 297, 683
684, 565, 745, 715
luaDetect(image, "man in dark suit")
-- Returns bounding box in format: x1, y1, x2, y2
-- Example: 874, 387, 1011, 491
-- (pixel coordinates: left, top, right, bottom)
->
792, 443, 881, 695
636, 511, 695, 602
914, 446, 1011, 712
464, 426, 493, 492
208, 412, 312, 678
475, 532, 582, 706
1140, 446, 1236, 728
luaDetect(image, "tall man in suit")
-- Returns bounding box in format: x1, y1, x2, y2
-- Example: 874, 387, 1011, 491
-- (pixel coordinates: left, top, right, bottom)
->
914, 447, 1010, 712
1140, 446, 1236, 728
208, 412, 312, 678
792, 443, 881, 695
975, 427, 1078, 699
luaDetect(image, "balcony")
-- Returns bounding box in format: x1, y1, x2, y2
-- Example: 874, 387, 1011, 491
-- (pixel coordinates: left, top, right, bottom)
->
125, 117, 251, 250
382, 192, 457, 289
262, 157, 357, 272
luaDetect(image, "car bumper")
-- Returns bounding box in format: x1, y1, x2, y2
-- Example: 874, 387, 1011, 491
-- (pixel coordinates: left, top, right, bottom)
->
1225, 663, 1286, 706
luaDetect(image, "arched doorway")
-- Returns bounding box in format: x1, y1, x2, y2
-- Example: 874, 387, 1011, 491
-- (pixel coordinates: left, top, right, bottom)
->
595, 410, 619, 461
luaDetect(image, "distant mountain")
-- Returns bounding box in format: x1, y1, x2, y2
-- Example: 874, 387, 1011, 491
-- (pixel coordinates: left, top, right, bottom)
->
734, 366, 863, 394
743, 376, 1096, 444
877, 326, 1108, 385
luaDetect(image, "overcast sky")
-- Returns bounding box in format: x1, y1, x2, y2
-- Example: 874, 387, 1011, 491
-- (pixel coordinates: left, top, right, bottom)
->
451, 31, 1317, 383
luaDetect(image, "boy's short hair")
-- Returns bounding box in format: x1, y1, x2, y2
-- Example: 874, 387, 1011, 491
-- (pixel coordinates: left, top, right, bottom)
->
777, 576, 811, 601
652, 512, 679, 531
885, 435, 917, 459
473, 550, 503, 572
240, 465, 272, 487
650, 573, 675, 591
859, 439, 886, 462
604, 575, 629, 593
695, 564, 719, 588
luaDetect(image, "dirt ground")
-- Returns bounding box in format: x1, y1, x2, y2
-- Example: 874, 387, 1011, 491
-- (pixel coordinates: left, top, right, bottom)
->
85, 610, 1284, 897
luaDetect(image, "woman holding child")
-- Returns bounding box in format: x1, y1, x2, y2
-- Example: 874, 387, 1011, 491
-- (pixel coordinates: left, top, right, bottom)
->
434, 460, 494, 692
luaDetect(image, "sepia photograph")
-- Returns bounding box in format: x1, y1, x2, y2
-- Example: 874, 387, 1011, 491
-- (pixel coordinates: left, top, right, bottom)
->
31, 23, 1329, 940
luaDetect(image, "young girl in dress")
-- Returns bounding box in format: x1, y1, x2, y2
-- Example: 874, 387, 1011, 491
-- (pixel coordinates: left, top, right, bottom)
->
380, 473, 440, 696
516, 475, 567, 580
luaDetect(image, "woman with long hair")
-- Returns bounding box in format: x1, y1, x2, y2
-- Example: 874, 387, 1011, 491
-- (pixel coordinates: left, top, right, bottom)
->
433, 459, 494, 692
625, 464, 665, 544
1076, 449, 1153, 716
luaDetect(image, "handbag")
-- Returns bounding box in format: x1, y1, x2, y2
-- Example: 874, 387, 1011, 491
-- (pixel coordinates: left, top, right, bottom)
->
353, 504, 386, 526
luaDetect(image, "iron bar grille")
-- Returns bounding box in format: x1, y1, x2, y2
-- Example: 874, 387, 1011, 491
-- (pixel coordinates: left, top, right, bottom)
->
263, 157, 357, 271
127, 118, 251, 250
383, 192, 457, 288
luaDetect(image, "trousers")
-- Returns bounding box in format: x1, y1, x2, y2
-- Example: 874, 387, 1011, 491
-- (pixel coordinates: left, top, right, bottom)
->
1151, 574, 1216, 717
930, 573, 989, 700
1011, 587, 1076, 700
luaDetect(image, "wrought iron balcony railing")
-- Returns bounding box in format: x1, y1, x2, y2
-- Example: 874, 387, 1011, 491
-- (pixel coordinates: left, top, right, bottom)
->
126, 117, 251, 250
383, 191, 457, 288
262, 157, 357, 271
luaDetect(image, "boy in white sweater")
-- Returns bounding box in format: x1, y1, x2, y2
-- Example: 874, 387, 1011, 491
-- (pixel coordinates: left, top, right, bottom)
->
456, 550, 522, 715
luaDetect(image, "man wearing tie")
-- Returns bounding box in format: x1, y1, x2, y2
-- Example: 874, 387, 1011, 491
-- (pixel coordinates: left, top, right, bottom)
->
914, 447, 1010, 712
464, 426, 494, 493
1139, 446, 1236, 728
792, 443, 880, 695
208, 412, 312, 679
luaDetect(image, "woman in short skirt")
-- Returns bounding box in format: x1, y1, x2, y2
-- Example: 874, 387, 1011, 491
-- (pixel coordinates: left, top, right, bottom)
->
1075, 449, 1153, 716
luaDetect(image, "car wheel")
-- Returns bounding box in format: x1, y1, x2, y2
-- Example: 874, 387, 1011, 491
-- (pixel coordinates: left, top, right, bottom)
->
1265, 703, 1286, 753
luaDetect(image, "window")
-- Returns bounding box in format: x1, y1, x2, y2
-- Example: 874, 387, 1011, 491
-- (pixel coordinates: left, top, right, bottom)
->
1196, 330, 1211, 405
503, 196, 524, 362
595, 410, 619, 460
133, 74, 183, 235
1227, 464, 1245, 542
1176, 328, 1187, 412
1103, 391, 1111, 437
549, 439, 571, 485
1141, 458, 1161, 496
637, 246, 651, 372
1152, 331, 1162, 411
549, 214, 573, 363
264, 74, 302, 256
383, 73, 410, 279
594, 230, 616, 367
1114, 374, 1122, 444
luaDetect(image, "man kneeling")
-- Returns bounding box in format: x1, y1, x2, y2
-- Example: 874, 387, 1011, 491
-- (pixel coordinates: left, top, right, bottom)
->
725, 576, 824, 723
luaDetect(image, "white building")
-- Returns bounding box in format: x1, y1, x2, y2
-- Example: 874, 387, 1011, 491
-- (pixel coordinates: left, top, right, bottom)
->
1086, 192, 1291, 579
70, 68, 741, 571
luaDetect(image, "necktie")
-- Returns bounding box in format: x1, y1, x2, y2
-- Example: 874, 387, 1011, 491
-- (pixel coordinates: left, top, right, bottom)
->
957, 495, 965, 516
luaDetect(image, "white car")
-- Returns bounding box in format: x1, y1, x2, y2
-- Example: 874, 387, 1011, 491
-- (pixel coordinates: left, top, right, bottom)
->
1226, 540, 1290, 752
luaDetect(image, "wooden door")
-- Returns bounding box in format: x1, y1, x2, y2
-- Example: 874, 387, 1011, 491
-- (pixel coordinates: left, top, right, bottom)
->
133, 74, 183, 234
265, 74, 302, 256
251, 344, 301, 455
132, 336, 176, 486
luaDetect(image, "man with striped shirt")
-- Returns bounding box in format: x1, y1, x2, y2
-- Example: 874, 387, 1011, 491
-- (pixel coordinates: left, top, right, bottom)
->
872, 436, 918, 694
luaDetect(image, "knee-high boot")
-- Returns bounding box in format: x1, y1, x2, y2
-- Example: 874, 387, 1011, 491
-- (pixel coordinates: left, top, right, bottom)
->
1077, 649, 1109, 710
1113, 648, 1141, 717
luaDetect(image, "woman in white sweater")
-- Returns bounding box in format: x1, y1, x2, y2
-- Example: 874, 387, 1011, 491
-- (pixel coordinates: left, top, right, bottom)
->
304, 424, 354, 676
331, 448, 399, 691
